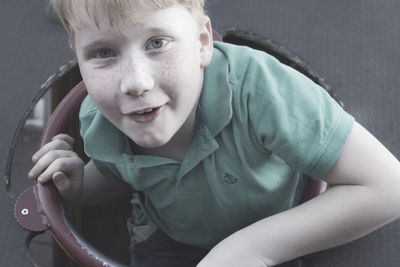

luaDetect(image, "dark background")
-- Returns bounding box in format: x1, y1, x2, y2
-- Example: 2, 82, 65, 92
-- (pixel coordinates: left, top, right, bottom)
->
1, 0, 399, 266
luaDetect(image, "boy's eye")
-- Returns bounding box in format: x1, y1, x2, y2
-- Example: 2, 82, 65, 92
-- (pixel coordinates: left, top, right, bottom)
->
146, 38, 169, 51
92, 48, 117, 59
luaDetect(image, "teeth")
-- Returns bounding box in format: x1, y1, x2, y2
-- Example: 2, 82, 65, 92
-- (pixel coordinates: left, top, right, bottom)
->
136, 108, 153, 115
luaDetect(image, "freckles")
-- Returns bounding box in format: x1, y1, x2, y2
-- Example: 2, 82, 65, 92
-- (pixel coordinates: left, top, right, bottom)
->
86, 77, 107, 95
161, 50, 194, 85
162, 54, 179, 79
84, 74, 117, 108
83, 68, 114, 94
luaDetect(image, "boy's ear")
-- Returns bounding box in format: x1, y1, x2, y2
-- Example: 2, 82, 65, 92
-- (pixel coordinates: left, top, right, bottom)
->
199, 17, 213, 68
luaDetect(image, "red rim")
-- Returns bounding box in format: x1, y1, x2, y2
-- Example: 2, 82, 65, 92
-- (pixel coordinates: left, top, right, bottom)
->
36, 82, 122, 266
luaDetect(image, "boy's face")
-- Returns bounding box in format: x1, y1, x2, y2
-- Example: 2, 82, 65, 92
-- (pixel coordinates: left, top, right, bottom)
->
74, 5, 213, 150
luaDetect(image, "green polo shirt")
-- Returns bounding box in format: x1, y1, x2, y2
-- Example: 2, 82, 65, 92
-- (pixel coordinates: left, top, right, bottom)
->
79, 42, 354, 249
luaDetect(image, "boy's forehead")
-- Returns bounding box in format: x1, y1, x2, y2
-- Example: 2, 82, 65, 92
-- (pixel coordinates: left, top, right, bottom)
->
70, 1, 143, 29
71, 3, 200, 36
69, 1, 159, 31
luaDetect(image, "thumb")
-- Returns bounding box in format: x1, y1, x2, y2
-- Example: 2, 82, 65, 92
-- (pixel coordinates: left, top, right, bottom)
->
52, 171, 71, 194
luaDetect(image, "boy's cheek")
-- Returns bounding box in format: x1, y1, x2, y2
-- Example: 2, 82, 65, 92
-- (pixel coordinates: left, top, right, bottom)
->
81, 68, 115, 94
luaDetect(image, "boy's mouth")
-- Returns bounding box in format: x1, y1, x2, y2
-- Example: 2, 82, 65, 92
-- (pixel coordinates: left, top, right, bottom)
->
135, 108, 158, 115
128, 106, 164, 123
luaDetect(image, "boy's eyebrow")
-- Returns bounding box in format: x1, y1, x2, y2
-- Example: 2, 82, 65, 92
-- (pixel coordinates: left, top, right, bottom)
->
82, 40, 112, 52
80, 34, 125, 52
80, 25, 172, 52
143, 25, 171, 35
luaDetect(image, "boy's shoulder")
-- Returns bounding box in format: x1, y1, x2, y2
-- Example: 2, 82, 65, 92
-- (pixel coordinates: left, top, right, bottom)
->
212, 41, 270, 68
200, 42, 282, 136
210, 41, 284, 85
213, 41, 263, 58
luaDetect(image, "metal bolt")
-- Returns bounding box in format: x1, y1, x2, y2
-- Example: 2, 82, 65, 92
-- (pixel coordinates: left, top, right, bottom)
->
21, 208, 29, 216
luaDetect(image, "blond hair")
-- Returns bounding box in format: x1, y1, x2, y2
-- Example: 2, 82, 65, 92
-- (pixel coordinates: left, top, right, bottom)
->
50, 0, 207, 43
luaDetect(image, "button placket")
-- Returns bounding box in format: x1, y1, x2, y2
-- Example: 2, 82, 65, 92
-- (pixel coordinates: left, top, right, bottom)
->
177, 175, 201, 198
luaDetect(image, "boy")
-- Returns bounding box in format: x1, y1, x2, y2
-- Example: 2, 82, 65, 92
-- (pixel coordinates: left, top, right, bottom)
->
29, 0, 400, 266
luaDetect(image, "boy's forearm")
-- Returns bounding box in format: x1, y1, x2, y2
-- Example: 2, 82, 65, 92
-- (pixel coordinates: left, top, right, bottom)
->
202, 184, 399, 266
79, 161, 134, 206
199, 122, 400, 266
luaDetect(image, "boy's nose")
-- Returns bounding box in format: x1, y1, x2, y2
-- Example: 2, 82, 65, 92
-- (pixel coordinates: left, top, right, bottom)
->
120, 60, 155, 96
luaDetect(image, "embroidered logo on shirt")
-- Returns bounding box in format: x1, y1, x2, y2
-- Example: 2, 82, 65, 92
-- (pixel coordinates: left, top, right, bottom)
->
224, 173, 238, 184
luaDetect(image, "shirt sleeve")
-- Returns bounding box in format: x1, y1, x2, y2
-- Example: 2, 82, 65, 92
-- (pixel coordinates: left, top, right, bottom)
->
235, 50, 354, 179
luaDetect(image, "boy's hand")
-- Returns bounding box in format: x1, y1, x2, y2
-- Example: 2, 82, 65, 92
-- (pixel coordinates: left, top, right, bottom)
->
28, 134, 84, 201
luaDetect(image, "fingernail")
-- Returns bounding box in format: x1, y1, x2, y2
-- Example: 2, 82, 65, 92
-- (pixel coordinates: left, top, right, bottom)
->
53, 173, 62, 184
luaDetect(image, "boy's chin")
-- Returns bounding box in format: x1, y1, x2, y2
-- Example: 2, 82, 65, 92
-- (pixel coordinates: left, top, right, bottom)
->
130, 136, 171, 150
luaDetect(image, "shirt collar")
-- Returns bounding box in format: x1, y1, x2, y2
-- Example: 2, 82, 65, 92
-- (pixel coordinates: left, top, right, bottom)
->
199, 42, 233, 136
80, 102, 131, 163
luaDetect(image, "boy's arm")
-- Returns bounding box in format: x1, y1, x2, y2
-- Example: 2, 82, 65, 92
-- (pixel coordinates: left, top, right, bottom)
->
29, 134, 134, 206
198, 121, 400, 267
80, 160, 135, 206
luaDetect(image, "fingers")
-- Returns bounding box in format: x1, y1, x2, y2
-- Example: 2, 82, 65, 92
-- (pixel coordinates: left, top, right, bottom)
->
52, 133, 75, 146
32, 134, 75, 163
28, 134, 84, 200
30, 151, 82, 183
31, 157, 83, 199
29, 134, 80, 181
